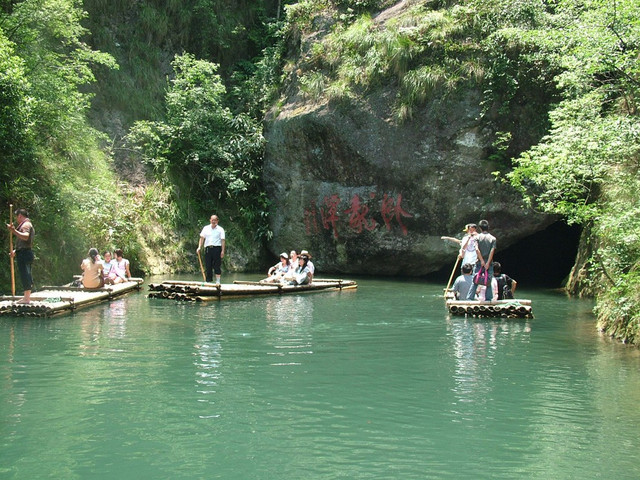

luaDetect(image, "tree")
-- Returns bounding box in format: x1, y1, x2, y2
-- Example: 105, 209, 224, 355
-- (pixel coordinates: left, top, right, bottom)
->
128, 53, 268, 244
504, 0, 640, 343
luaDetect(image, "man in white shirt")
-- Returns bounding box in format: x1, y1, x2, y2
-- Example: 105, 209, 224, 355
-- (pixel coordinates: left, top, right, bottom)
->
197, 215, 226, 284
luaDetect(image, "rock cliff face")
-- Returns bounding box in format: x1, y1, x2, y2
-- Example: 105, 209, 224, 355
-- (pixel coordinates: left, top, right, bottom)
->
263, 9, 554, 276
264, 91, 553, 276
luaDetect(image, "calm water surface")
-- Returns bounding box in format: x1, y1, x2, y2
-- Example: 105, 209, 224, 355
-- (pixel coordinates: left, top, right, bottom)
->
1, 275, 639, 479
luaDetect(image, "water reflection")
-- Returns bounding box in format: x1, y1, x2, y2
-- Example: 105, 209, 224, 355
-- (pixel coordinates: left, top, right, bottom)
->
79, 298, 129, 356
104, 298, 128, 339
264, 296, 314, 367
447, 316, 533, 407
4, 279, 640, 479
193, 318, 223, 419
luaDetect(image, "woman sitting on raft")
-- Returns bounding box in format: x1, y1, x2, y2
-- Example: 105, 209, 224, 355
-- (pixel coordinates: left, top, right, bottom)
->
262, 252, 290, 283
102, 251, 117, 285
112, 248, 131, 283
287, 254, 312, 286
81, 248, 104, 289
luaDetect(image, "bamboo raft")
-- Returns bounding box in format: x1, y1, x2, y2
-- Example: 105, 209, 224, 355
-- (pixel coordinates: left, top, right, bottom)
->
148, 278, 358, 302
445, 290, 533, 318
0, 278, 144, 318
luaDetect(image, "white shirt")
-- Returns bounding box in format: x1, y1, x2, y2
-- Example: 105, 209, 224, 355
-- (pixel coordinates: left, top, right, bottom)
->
200, 224, 225, 247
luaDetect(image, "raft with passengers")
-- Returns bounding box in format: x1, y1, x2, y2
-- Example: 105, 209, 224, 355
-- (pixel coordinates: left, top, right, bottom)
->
148, 278, 357, 302
149, 249, 357, 302
0, 237, 144, 318
0, 278, 144, 318
441, 220, 533, 319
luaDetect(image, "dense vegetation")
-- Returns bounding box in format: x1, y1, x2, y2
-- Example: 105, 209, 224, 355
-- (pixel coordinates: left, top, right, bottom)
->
278, 0, 640, 343
0, 0, 138, 286
1, 0, 638, 344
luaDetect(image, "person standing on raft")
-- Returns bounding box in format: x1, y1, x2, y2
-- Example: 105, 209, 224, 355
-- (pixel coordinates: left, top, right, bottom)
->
6, 208, 35, 304
466, 219, 496, 301
197, 214, 226, 285
441, 223, 478, 266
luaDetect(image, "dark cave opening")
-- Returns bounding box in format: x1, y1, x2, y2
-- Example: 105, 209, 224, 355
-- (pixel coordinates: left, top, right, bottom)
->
428, 221, 582, 288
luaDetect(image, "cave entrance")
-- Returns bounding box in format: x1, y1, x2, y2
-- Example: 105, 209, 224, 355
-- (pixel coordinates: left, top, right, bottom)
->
430, 221, 581, 288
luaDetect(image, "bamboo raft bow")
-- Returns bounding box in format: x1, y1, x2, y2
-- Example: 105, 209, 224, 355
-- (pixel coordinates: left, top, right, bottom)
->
444, 290, 533, 319
0, 278, 144, 318
148, 278, 358, 302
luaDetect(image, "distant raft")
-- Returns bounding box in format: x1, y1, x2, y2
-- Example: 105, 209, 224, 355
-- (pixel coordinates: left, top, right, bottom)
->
148, 278, 358, 302
444, 290, 533, 318
0, 278, 144, 318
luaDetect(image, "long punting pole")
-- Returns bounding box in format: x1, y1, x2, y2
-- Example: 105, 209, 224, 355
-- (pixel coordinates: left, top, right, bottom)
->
197, 250, 206, 282
444, 255, 461, 298
9, 204, 15, 297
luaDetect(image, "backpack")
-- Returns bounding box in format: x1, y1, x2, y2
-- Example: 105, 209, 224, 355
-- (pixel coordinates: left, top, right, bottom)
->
496, 274, 514, 300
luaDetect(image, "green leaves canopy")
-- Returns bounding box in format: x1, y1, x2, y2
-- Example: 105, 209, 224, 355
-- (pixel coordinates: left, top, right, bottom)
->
129, 53, 265, 203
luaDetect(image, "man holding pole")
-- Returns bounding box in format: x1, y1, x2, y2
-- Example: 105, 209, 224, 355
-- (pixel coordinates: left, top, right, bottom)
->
196, 214, 225, 285
7, 208, 35, 304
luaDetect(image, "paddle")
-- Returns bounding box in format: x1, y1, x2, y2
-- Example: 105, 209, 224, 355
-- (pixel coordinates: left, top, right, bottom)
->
8, 204, 15, 297
444, 255, 461, 298
197, 249, 206, 282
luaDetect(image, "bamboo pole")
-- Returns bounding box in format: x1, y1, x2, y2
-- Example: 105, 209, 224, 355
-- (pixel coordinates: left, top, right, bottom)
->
197, 250, 206, 282
444, 256, 461, 298
8, 204, 15, 297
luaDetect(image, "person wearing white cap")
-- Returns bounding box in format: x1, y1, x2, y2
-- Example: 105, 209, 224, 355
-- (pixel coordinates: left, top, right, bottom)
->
441, 224, 477, 266
263, 252, 290, 283
458, 224, 478, 266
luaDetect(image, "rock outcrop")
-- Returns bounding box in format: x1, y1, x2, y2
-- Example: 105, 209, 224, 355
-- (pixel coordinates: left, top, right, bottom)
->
263, 5, 554, 276
264, 89, 553, 276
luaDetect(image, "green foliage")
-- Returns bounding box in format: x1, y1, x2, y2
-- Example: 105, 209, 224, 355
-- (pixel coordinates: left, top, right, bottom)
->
84, 0, 284, 123
0, 32, 32, 169
0, 0, 154, 291
499, 0, 640, 343
127, 53, 269, 250
286, 2, 488, 121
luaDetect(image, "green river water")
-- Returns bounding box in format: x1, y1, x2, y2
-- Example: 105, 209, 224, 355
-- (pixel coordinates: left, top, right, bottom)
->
1, 275, 639, 479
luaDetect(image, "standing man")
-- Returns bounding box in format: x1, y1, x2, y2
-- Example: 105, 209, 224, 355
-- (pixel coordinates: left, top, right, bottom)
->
197, 214, 226, 285
7, 208, 35, 304
466, 219, 496, 301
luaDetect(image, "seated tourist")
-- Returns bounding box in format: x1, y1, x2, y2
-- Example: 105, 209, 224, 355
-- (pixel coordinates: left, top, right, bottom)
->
102, 251, 117, 285
299, 250, 314, 282
493, 262, 517, 300
451, 263, 474, 300
288, 254, 312, 285
476, 275, 498, 301
112, 248, 131, 283
81, 248, 104, 289
262, 253, 290, 283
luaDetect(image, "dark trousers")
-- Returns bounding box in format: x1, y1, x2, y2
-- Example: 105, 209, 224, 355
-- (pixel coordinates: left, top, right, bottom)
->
16, 249, 34, 291
204, 246, 222, 282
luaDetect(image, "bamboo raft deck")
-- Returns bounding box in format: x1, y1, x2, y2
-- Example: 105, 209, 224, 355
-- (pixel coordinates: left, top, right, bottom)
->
148, 278, 358, 302
445, 290, 533, 318
0, 278, 144, 318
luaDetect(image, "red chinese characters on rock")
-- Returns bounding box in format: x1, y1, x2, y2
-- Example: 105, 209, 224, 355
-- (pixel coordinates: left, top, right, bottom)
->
381, 193, 412, 236
320, 194, 341, 239
304, 192, 412, 239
